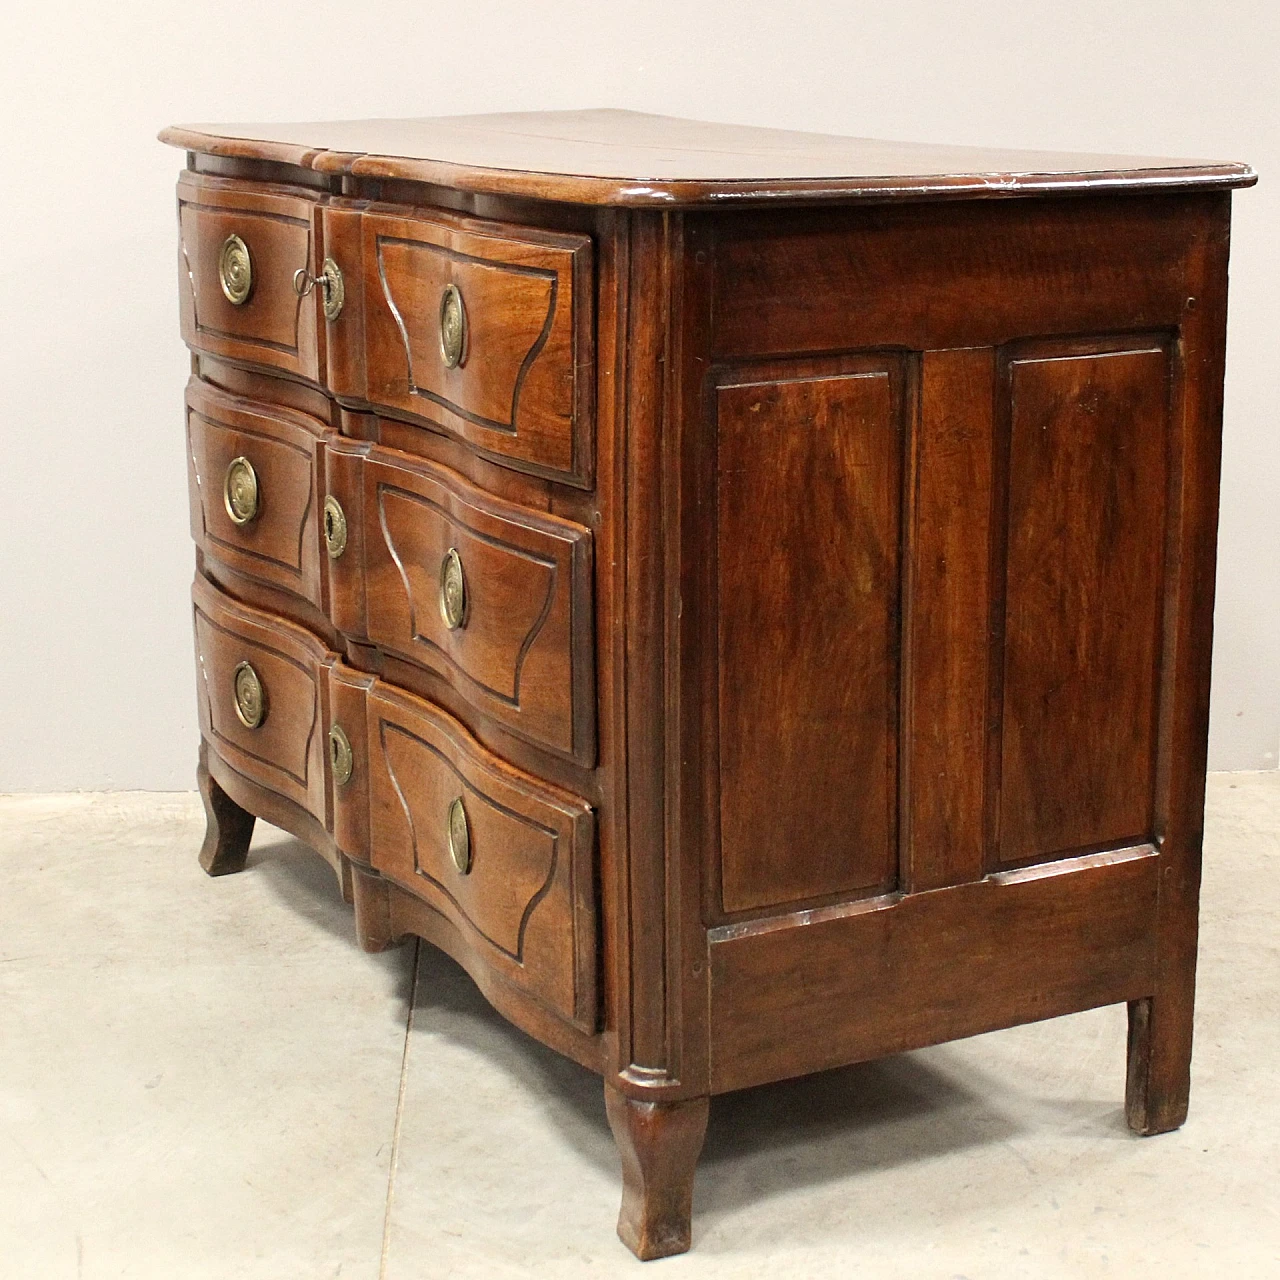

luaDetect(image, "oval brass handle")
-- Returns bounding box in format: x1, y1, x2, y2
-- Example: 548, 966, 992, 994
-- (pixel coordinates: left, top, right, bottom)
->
323, 495, 348, 559
218, 233, 252, 305
439, 547, 466, 630
293, 257, 345, 322
447, 796, 471, 875
224, 456, 260, 525
232, 661, 266, 730
439, 283, 466, 368
328, 724, 354, 786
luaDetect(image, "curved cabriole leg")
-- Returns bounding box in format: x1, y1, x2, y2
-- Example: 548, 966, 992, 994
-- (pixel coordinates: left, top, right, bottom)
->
605, 1085, 709, 1261
197, 752, 255, 876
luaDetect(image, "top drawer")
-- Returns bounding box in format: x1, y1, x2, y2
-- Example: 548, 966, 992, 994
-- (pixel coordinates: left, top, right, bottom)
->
177, 174, 327, 380
324, 203, 594, 486
175, 176, 595, 486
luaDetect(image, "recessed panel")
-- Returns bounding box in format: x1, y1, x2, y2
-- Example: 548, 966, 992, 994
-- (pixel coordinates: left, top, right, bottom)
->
716, 364, 904, 914
998, 345, 1170, 864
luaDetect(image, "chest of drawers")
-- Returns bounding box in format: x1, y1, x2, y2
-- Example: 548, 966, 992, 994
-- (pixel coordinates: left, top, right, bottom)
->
162, 110, 1254, 1259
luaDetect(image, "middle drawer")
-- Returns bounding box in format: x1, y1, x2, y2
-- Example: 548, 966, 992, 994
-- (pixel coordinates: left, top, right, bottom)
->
326, 442, 595, 763
187, 381, 594, 762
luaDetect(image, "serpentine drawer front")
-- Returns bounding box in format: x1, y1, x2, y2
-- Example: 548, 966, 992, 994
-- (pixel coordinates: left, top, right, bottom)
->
178, 170, 593, 484
165, 110, 1254, 1261
188, 380, 595, 759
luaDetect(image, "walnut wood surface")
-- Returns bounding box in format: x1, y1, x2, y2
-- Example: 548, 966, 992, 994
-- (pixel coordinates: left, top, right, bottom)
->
169, 115, 1249, 1259
365, 679, 597, 1031
713, 358, 903, 914
605, 1086, 709, 1260
177, 173, 324, 378
333, 443, 595, 761
160, 109, 1255, 206
997, 339, 1170, 866
325, 203, 594, 484
186, 380, 327, 607
708, 846, 1158, 1094
197, 745, 255, 875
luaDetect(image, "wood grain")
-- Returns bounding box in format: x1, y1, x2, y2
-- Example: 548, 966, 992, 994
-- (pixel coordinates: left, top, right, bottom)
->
713, 360, 904, 914
160, 109, 1256, 207
331, 204, 594, 484
902, 348, 994, 891
365, 680, 597, 1030
708, 847, 1159, 1093
997, 341, 1170, 865
176, 173, 323, 379
186, 379, 329, 606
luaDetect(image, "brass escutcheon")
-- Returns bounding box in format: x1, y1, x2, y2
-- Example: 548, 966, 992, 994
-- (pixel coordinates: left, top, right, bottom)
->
323, 495, 348, 559
439, 547, 466, 630
328, 724, 354, 786
218, 233, 252, 305
319, 257, 345, 321
439, 283, 466, 368
232, 661, 266, 729
224, 456, 259, 525
293, 257, 345, 321
447, 796, 471, 875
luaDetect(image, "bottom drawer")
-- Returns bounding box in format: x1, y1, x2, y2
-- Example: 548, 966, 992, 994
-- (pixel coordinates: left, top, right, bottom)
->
193, 574, 332, 822
365, 683, 597, 1032
192, 574, 598, 1033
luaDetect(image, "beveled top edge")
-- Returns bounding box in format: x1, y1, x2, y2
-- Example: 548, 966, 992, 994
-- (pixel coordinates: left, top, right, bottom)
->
159, 109, 1257, 207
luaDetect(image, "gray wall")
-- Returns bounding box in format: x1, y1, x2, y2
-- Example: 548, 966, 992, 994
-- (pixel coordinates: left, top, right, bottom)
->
1, 0, 1276, 789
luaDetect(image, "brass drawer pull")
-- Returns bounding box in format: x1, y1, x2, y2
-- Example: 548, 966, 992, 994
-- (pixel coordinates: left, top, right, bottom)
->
447, 796, 471, 874
328, 724, 354, 786
223, 456, 260, 525
439, 547, 467, 630
323, 495, 348, 559
232, 661, 266, 729
439, 283, 466, 368
293, 258, 345, 321
218, 233, 252, 305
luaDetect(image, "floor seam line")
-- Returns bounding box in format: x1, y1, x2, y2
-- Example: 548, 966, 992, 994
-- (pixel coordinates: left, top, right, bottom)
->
379, 937, 420, 1280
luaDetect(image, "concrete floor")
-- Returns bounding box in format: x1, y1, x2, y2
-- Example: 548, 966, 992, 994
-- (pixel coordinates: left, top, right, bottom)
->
1, 774, 1276, 1278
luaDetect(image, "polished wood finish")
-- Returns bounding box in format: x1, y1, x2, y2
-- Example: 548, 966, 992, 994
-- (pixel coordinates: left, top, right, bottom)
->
997, 340, 1170, 866
713, 358, 904, 913
365, 679, 597, 1030
177, 173, 325, 379
605, 1087, 709, 1261
709, 846, 1158, 1094
326, 204, 594, 484
335, 444, 594, 760
197, 745, 255, 875
161, 109, 1254, 206
186, 380, 328, 607
167, 110, 1251, 1260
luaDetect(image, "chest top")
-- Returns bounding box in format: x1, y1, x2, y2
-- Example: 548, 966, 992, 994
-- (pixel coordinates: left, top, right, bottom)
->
159, 108, 1255, 207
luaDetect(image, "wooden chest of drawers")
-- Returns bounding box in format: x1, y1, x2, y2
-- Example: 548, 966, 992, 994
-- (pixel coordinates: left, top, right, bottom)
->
162, 110, 1254, 1259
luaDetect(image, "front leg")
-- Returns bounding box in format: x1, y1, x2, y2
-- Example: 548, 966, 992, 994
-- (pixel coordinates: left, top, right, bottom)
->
605, 1084, 709, 1260
197, 749, 255, 876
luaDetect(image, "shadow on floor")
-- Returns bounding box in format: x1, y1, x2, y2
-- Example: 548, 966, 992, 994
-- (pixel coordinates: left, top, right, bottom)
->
247, 831, 1120, 1233
406, 936, 1044, 1225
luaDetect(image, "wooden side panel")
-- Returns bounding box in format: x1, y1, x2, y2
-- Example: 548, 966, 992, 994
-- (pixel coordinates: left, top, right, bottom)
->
176, 173, 322, 380
997, 343, 1170, 865
712, 195, 1204, 357
365, 682, 597, 1030
709, 847, 1159, 1093
347, 206, 594, 484
185, 380, 327, 606
714, 360, 904, 914
357, 449, 595, 761
903, 349, 995, 891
